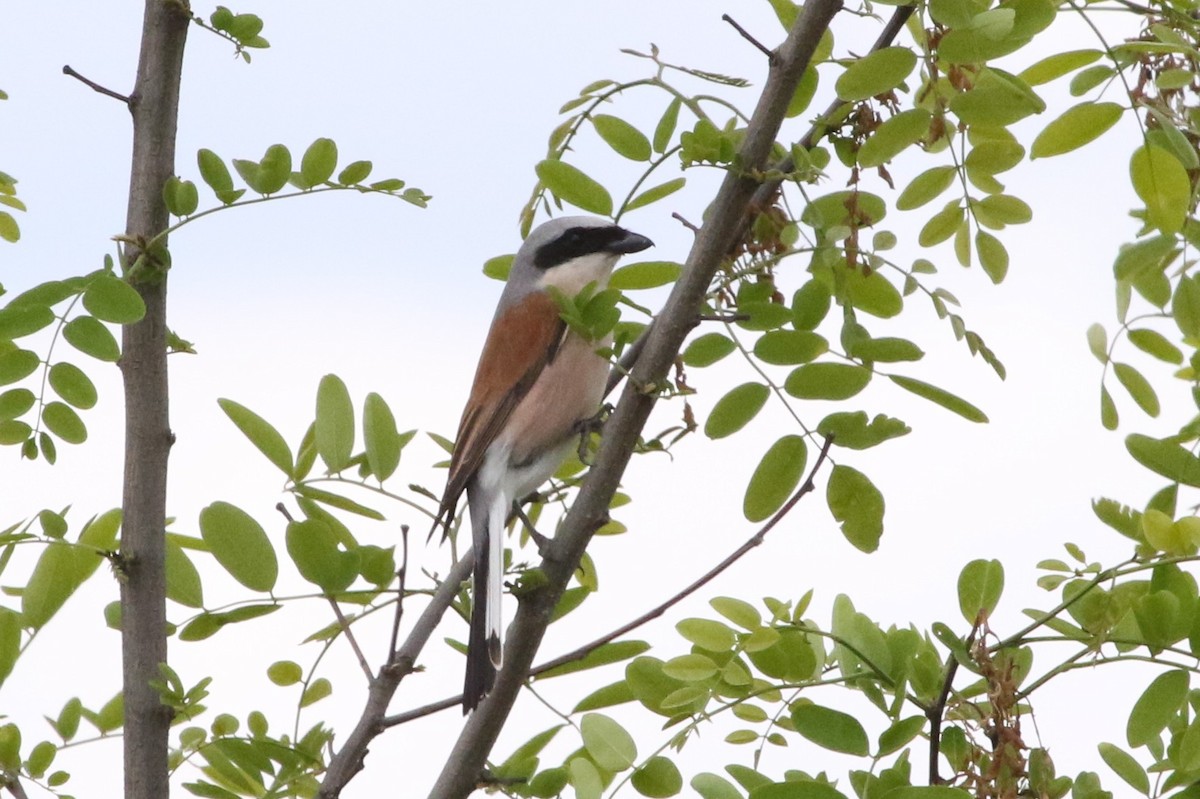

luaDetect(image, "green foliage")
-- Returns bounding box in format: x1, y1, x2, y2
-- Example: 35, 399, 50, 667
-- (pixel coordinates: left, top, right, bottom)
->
11, 2, 1200, 798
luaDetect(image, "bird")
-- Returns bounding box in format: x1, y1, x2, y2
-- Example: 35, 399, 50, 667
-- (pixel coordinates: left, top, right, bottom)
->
432, 215, 654, 712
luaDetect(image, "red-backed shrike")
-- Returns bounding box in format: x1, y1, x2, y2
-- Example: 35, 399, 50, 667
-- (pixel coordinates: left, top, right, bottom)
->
433, 216, 653, 712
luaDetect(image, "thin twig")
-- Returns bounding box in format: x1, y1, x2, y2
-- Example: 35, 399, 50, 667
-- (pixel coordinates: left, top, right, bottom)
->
329, 599, 374, 683
928, 622, 979, 785
722, 14, 776, 61
62, 65, 131, 105
531, 434, 834, 676
381, 435, 835, 726
388, 525, 410, 661
317, 554, 473, 797
672, 211, 701, 234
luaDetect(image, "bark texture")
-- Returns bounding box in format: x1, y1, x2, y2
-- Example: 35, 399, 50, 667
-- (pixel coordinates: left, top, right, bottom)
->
119, 3, 190, 798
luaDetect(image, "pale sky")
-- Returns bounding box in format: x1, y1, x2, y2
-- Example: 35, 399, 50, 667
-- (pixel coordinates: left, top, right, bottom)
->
0, 1, 1174, 797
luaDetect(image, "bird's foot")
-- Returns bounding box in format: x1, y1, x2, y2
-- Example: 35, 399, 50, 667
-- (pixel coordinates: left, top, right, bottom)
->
574, 404, 613, 464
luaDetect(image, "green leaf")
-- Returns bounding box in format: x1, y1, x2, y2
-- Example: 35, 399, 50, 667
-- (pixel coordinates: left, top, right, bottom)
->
845, 270, 903, 318
0, 349, 39, 386
609, 261, 681, 291
784, 363, 871, 400
573, 681, 635, 713
682, 333, 735, 367
975, 231, 1009, 284
1127, 669, 1187, 747
569, 757, 603, 799
165, 537, 204, 608
793, 280, 832, 330
0, 388, 34, 420
653, 98, 682, 154
1127, 328, 1182, 364
337, 160, 373, 185
1131, 143, 1191, 234
300, 677, 332, 708
1018, 48, 1102, 85
949, 68, 1046, 126
256, 144, 292, 194
1125, 434, 1200, 486
888, 375, 988, 422
691, 773, 743, 799
919, 203, 964, 247
827, 465, 884, 552
363, 392, 402, 481
535, 160, 613, 216
0, 212, 18, 243
0, 304, 54, 339
82, 275, 145, 325
802, 190, 888, 229
0, 608, 20, 688
792, 703, 869, 755
705, 383, 769, 439
625, 178, 686, 212
217, 398, 293, 476
662, 653, 718, 681
1112, 362, 1159, 417
536, 641, 651, 679
266, 660, 303, 686
743, 435, 807, 522
198, 149, 234, 194
676, 619, 736, 652
580, 713, 636, 772
1174, 276, 1200, 338
849, 337, 922, 363
711, 596, 761, 630
1030, 102, 1123, 158
754, 331, 828, 365
198, 502, 278, 592
858, 109, 931, 167
62, 316, 120, 362
957, 558, 1004, 622
23, 510, 120, 629
593, 115, 651, 162
1086, 323, 1108, 363
818, 411, 910, 449
300, 138, 338, 187
163, 176, 199, 216
1100, 385, 1118, 430
632, 756, 683, 798
43, 402, 86, 444
897, 166, 957, 211
1097, 742, 1149, 794
878, 716, 927, 757
315, 374, 355, 471
286, 519, 358, 593
48, 363, 97, 409
835, 47, 918, 102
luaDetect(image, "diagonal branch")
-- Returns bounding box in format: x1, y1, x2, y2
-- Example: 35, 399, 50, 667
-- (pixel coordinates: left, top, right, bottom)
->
380, 435, 834, 727
318, 554, 473, 797
426, 2, 844, 796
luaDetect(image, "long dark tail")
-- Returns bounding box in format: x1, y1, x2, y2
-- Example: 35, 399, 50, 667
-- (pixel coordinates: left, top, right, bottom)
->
463, 539, 496, 713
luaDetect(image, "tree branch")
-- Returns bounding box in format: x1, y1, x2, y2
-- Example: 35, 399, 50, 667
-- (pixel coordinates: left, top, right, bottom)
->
118, 5, 190, 799
380, 436, 834, 726
62, 64, 131, 105
426, 2, 844, 796
530, 434, 833, 677
317, 554, 473, 797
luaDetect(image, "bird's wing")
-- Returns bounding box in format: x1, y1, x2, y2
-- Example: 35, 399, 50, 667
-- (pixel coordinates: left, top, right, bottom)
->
432, 290, 566, 537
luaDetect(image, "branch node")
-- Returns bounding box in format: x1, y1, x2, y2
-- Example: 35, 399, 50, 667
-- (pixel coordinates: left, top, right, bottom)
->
721, 15, 777, 62
62, 65, 132, 105
671, 212, 701, 234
